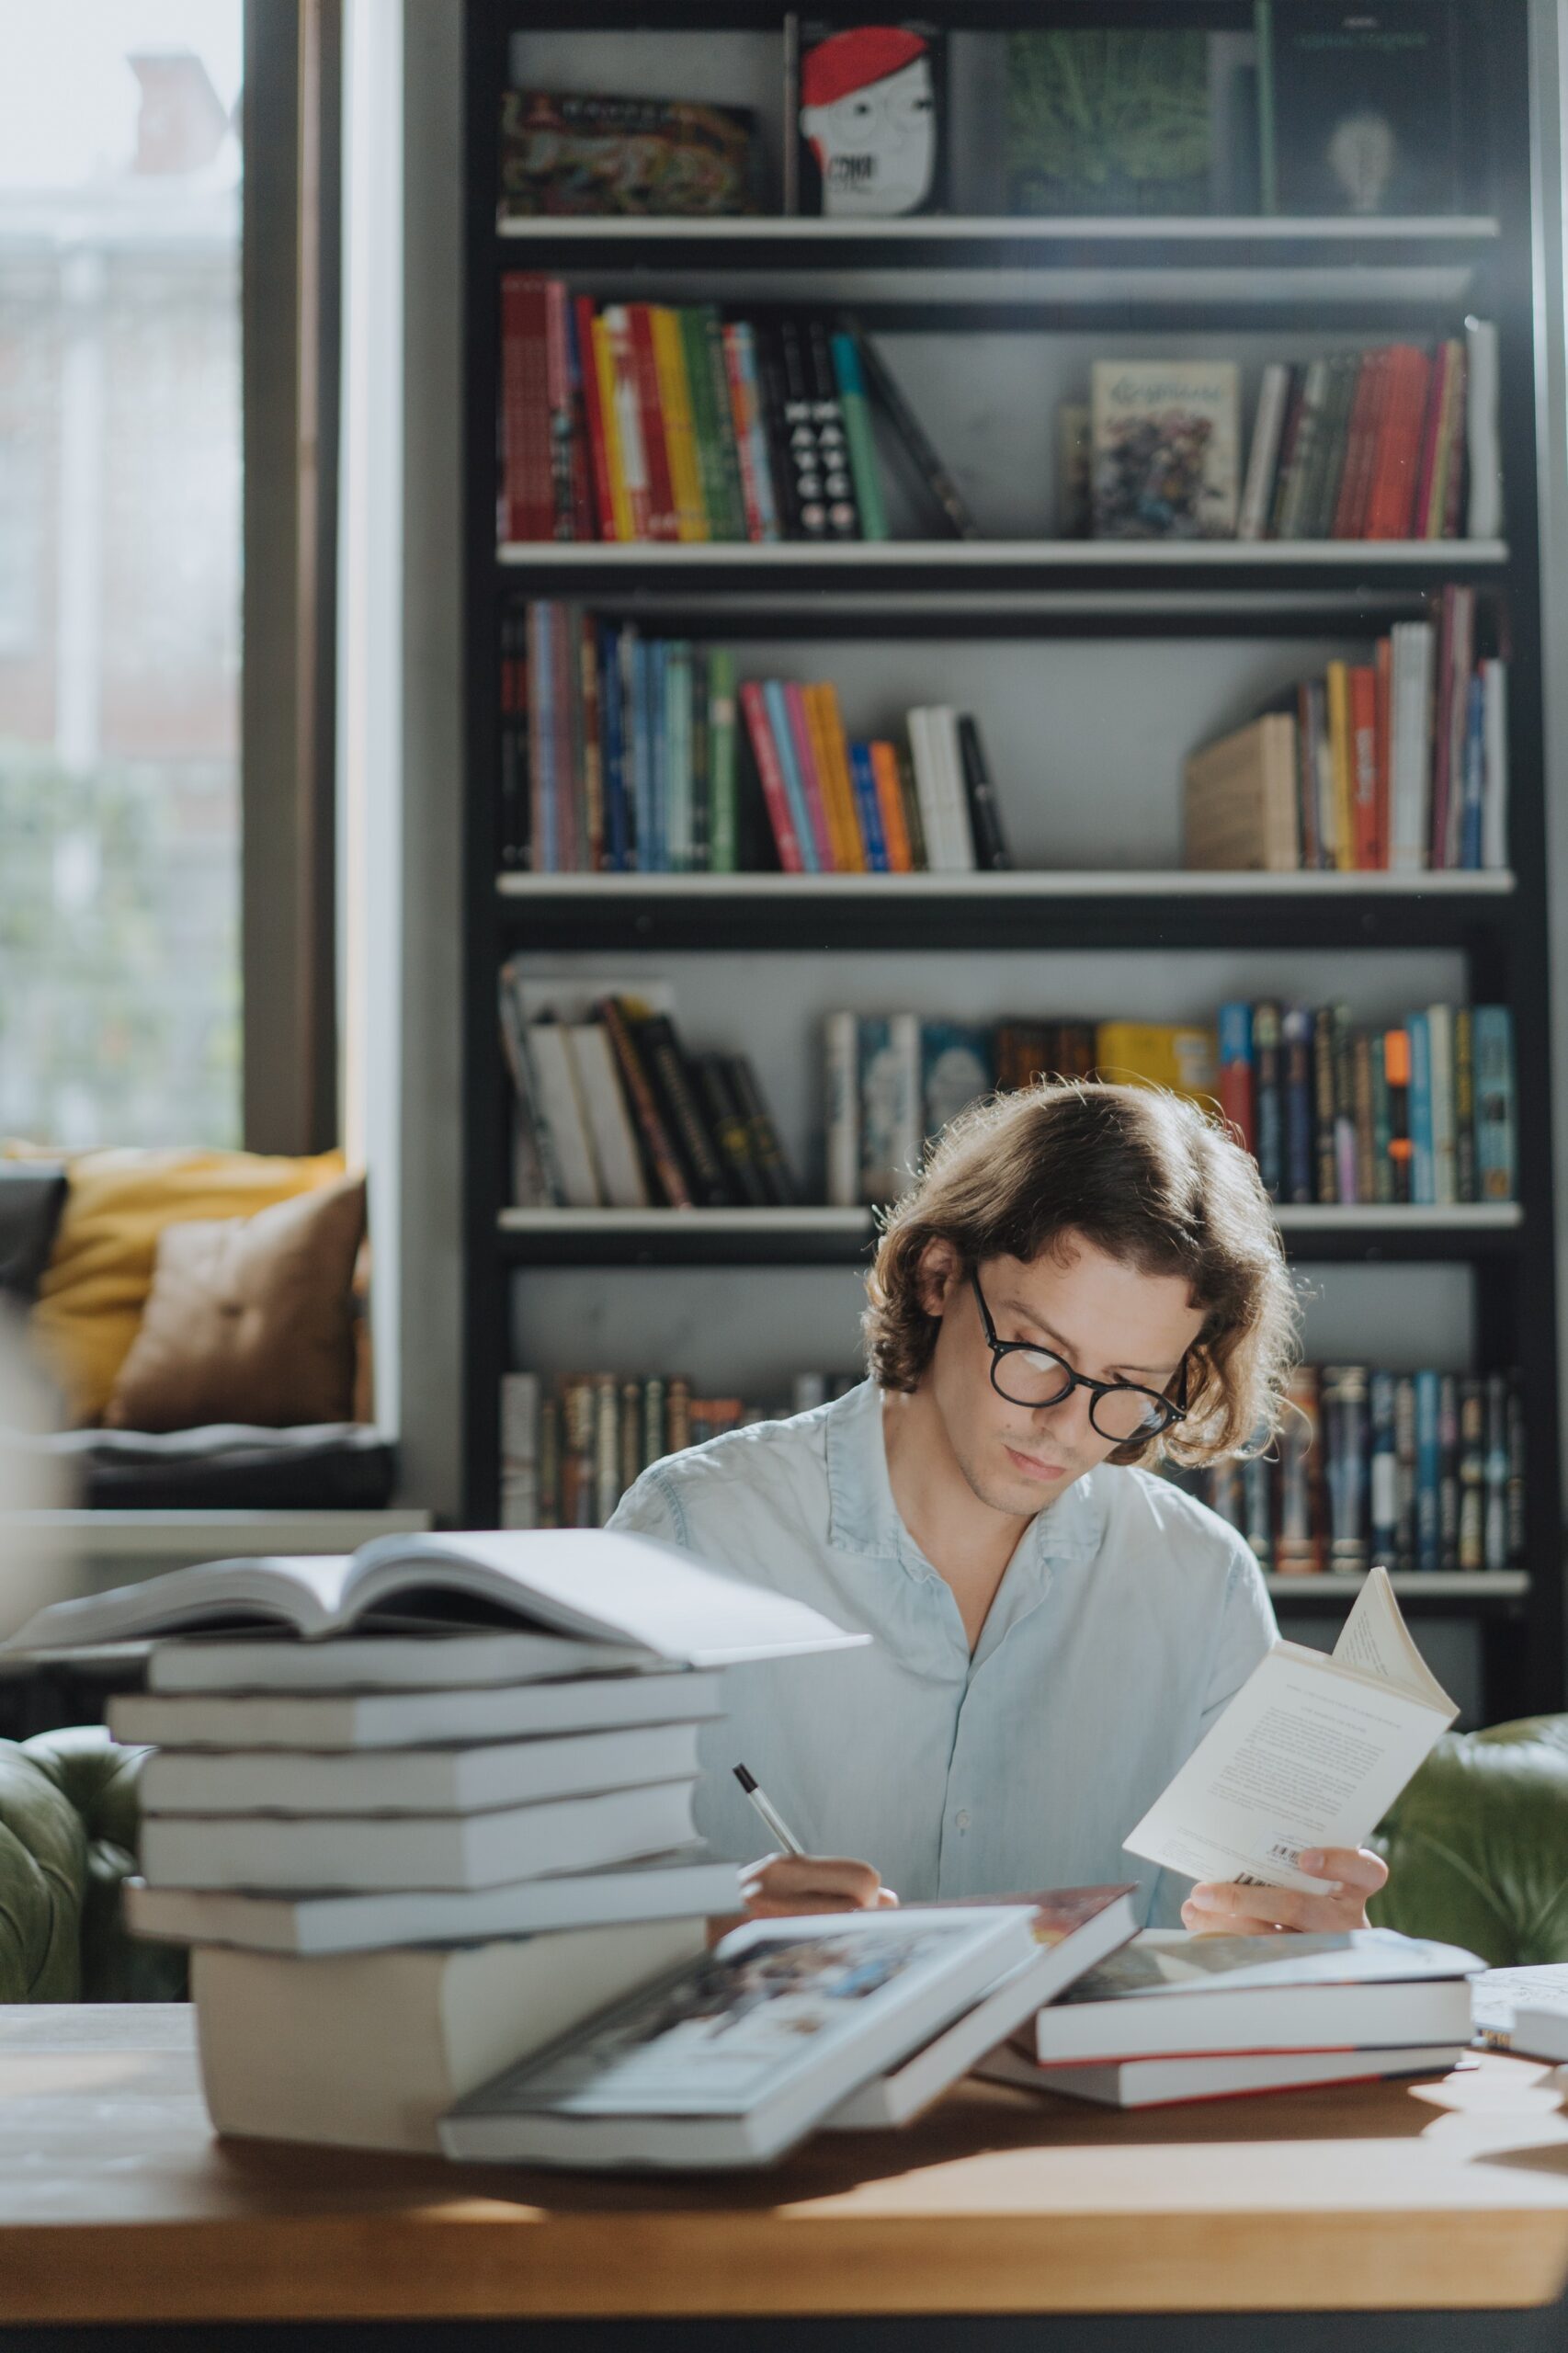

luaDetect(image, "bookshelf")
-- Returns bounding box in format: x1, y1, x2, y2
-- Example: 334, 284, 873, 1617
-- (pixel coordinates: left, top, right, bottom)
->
460, 0, 1562, 1726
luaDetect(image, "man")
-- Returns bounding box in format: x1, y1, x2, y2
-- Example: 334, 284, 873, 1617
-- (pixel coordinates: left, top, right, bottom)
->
609, 1081, 1388, 1935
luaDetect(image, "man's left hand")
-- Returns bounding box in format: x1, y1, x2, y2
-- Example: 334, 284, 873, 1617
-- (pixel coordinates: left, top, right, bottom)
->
1180, 1846, 1389, 1937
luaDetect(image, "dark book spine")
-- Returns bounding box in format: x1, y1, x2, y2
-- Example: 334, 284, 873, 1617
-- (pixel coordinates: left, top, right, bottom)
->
752, 320, 801, 540
1312, 1005, 1337, 1204
596, 996, 692, 1209
724, 1053, 798, 1206
778, 316, 827, 540
1385, 1028, 1414, 1205
689, 642, 710, 875
1252, 1000, 1282, 1199
1282, 1007, 1313, 1206
1369, 1370, 1398, 1568
849, 323, 979, 540
804, 316, 860, 540
637, 1013, 733, 1207
1437, 1371, 1460, 1573
1452, 1006, 1477, 1201
694, 1054, 767, 1206
1331, 1002, 1357, 1205
955, 714, 1011, 871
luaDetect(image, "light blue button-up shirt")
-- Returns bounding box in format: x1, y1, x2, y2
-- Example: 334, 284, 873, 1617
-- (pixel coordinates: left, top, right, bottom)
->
608, 1379, 1278, 1927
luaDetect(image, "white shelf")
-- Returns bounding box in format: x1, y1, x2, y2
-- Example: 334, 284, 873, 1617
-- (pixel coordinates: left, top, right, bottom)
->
497, 870, 1516, 901
497, 213, 1502, 244
498, 539, 1509, 571
499, 1204, 1521, 1237
1273, 1204, 1522, 1232
1267, 1573, 1527, 1599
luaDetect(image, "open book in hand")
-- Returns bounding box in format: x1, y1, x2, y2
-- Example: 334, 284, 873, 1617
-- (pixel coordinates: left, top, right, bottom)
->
1124, 1564, 1457, 1897
0, 1529, 869, 1673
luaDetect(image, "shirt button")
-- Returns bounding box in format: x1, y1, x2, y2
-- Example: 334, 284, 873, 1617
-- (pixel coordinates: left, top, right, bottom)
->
955, 1809, 971, 1832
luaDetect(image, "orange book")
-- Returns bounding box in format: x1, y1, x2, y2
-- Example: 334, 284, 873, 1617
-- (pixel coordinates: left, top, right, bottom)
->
804, 683, 866, 871
1324, 660, 1355, 874
869, 740, 914, 871
1348, 664, 1379, 872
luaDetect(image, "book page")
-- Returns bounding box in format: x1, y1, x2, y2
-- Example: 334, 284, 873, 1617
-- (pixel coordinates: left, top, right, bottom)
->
0, 1554, 356, 1653
346, 1529, 872, 1665
1123, 1640, 1454, 1895
1333, 1564, 1456, 1711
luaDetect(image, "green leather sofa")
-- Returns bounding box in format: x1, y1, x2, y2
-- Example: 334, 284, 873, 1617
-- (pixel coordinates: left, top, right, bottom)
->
0, 1717, 1564, 2001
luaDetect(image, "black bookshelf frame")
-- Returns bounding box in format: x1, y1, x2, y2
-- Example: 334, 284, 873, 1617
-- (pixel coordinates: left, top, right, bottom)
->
460, 0, 1563, 1722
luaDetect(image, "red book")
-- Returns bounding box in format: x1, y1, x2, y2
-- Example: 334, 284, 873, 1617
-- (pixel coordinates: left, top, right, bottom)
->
627, 305, 678, 542
1219, 1043, 1255, 1159
1349, 664, 1379, 871
1373, 636, 1392, 870
1411, 340, 1451, 545
722, 323, 768, 544
574, 293, 617, 542
499, 274, 553, 542
739, 681, 805, 872
543, 279, 575, 540
1364, 347, 1432, 540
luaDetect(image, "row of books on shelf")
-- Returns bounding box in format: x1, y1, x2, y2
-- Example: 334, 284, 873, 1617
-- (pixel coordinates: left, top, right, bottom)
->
501, 286, 967, 546
1175, 1366, 1524, 1580
1231, 329, 1499, 544
1076, 334, 1495, 544
499, 1369, 858, 1531
1184, 590, 1507, 874
501, 281, 1502, 548
498, 1359, 1523, 1577
501, 968, 797, 1212
824, 1005, 1517, 1211
501, 604, 1009, 875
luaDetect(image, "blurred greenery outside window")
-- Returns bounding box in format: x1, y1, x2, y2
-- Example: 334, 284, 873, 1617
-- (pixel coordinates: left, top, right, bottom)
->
0, 1, 242, 1149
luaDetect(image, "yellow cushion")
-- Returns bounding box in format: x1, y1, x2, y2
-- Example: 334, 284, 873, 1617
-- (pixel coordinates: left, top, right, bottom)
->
8, 1146, 344, 1425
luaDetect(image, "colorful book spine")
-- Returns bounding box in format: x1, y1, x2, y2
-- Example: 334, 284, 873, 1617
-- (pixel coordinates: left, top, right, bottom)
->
767, 680, 824, 872
722, 322, 779, 544
738, 680, 804, 873
1217, 1003, 1255, 1157
1413, 1370, 1442, 1573
1473, 1006, 1517, 1200
1252, 1001, 1283, 1199
781, 680, 835, 871
848, 745, 891, 873
829, 330, 889, 541
1405, 1011, 1435, 1206
708, 649, 738, 875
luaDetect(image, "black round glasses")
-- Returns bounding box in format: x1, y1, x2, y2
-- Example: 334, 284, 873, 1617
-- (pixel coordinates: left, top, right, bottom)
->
970, 1270, 1188, 1445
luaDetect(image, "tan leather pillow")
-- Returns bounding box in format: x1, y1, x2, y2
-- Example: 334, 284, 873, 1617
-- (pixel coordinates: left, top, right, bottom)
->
104, 1176, 367, 1432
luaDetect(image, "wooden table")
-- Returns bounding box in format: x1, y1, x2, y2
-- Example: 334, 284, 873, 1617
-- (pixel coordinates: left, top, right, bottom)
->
4, 2007, 1568, 2351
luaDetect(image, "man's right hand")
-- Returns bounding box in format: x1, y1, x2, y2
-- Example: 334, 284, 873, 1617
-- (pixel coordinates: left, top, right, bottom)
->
738, 1851, 900, 1918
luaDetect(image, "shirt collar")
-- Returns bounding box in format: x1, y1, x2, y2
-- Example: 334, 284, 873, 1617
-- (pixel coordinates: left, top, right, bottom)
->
824, 1379, 1107, 1570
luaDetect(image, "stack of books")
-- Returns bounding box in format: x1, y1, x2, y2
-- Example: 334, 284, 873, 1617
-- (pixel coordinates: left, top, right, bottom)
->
6, 1531, 865, 2154
983, 1928, 1479, 2109
1176, 1364, 1525, 1579
500, 969, 795, 1212
1184, 590, 1506, 874
500, 287, 971, 548
499, 608, 1010, 877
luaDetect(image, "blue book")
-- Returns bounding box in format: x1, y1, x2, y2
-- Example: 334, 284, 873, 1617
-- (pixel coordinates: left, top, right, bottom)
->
1281, 1006, 1313, 1205
848, 744, 890, 873
1251, 1001, 1282, 1199
631, 636, 654, 870
599, 624, 629, 872
1405, 1012, 1434, 1205
649, 642, 668, 874
1414, 1370, 1442, 1573
1473, 1005, 1517, 1201
920, 1022, 992, 1144
528, 602, 558, 875
762, 679, 821, 873
1460, 673, 1485, 871
1217, 1002, 1254, 1152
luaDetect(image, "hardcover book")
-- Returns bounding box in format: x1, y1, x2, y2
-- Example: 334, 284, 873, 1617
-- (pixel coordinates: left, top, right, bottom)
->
797, 22, 946, 219
1005, 30, 1211, 217
1257, 4, 1463, 217
500, 91, 761, 218
1091, 360, 1239, 540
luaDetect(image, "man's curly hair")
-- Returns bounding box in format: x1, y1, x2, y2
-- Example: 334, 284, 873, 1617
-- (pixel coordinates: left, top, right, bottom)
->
861, 1079, 1299, 1469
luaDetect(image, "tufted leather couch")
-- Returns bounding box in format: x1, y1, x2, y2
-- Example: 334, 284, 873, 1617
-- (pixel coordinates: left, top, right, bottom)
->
0, 1717, 1564, 2002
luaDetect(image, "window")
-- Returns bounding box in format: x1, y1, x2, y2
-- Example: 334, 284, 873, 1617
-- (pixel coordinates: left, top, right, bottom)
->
0, 0, 243, 1147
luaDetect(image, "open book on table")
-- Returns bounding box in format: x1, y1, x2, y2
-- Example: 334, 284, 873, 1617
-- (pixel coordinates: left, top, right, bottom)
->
1124, 1565, 1457, 1896
0, 1528, 869, 1674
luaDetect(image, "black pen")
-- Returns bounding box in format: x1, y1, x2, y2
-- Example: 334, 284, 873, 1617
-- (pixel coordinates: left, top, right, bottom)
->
733, 1762, 806, 1858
